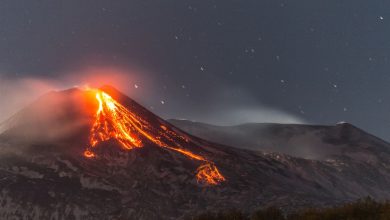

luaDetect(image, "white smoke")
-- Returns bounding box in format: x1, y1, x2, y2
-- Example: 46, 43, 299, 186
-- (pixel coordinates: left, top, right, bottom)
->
163, 84, 307, 125
202, 106, 305, 126
0, 76, 58, 124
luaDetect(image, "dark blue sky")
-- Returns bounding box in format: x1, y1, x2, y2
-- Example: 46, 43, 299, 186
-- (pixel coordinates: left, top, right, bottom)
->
1, 0, 390, 140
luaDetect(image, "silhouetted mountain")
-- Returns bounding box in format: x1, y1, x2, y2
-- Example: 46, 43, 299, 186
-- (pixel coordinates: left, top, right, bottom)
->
0, 87, 389, 219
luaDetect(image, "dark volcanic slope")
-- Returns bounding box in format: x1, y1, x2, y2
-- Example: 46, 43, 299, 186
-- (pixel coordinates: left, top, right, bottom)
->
169, 119, 390, 161
0, 87, 389, 219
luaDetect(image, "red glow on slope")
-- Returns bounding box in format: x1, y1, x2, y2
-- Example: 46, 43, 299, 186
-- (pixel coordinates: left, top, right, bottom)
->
84, 90, 225, 185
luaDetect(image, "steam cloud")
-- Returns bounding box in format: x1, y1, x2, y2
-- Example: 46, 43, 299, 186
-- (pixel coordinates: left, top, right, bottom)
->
162, 85, 306, 126
0, 66, 143, 125
204, 106, 305, 126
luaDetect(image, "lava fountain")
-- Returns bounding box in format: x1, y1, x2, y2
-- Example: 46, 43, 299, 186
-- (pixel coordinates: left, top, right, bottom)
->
84, 90, 225, 185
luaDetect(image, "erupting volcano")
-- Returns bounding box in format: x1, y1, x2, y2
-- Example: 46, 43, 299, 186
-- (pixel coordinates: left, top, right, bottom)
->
2, 85, 390, 219
83, 89, 225, 185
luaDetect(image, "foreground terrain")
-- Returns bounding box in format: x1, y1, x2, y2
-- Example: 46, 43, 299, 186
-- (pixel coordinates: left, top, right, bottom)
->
195, 197, 390, 220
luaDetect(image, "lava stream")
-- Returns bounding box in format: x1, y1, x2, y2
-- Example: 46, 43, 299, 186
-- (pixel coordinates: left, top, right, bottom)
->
84, 90, 226, 185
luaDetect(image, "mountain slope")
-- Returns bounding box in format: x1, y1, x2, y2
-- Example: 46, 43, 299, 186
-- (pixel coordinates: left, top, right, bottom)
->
0, 87, 389, 219
169, 119, 390, 161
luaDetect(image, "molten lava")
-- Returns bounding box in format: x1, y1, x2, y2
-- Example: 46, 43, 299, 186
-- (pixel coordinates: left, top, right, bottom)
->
196, 164, 226, 185
89, 92, 143, 149
84, 90, 225, 185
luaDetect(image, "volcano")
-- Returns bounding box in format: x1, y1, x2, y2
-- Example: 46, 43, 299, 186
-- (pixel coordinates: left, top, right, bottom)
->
1, 86, 390, 219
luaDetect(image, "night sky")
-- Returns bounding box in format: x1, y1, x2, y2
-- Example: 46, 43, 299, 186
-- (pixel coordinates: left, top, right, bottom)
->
1, 1, 390, 141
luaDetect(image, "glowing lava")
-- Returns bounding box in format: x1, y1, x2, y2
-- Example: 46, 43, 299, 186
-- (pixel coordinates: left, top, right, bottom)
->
196, 164, 226, 185
89, 92, 143, 150
84, 90, 225, 185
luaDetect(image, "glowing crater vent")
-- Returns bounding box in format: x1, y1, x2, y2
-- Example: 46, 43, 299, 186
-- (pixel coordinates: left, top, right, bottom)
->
84, 90, 226, 185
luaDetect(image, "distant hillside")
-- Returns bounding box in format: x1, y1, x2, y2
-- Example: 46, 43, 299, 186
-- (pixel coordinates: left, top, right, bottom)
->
169, 119, 390, 161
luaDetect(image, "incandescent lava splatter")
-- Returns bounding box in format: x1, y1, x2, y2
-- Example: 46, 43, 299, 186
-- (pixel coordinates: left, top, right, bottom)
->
84, 90, 225, 185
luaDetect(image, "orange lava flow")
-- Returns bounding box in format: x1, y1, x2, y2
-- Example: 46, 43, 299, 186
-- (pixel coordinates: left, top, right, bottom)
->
196, 164, 226, 185
89, 92, 142, 149
84, 90, 225, 185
